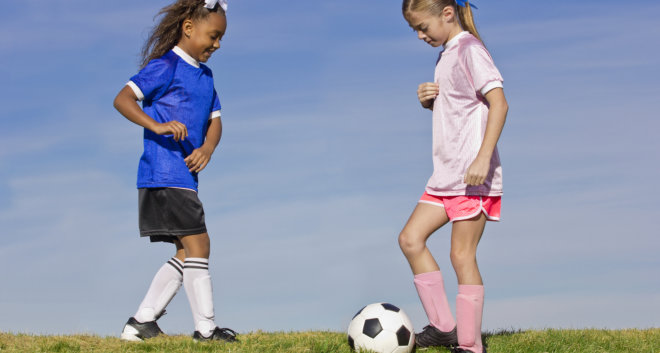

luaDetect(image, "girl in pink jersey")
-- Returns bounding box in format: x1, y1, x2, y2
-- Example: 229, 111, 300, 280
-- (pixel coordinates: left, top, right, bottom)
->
398, 1, 508, 352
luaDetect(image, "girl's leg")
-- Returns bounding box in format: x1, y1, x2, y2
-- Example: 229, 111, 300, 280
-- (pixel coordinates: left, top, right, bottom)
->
179, 232, 210, 259
451, 213, 487, 353
399, 203, 450, 275
134, 240, 186, 323
179, 233, 217, 337
121, 240, 185, 341
399, 203, 457, 346
173, 238, 186, 262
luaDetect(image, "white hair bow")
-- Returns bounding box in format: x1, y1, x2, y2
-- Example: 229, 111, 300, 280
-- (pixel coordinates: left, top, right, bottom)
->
204, 0, 228, 11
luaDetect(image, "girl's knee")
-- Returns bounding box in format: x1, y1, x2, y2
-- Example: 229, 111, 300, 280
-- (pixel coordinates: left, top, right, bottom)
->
450, 247, 476, 266
196, 233, 210, 246
398, 230, 425, 257
179, 233, 211, 258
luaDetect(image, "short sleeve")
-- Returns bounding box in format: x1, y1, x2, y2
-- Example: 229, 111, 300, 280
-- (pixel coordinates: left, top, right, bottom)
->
464, 44, 503, 96
210, 88, 221, 119
128, 58, 175, 102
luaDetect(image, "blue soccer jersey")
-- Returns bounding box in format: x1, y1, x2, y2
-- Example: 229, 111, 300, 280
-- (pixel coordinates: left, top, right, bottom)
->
127, 46, 221, 192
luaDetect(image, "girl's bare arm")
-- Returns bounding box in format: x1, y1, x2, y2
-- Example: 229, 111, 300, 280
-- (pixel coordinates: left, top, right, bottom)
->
464, 87, 508, 186
113, 85, 188, 141
184, 116, 222, 173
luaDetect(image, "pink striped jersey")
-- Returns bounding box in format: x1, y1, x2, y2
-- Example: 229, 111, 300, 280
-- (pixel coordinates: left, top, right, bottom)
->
426, 31, 504, 197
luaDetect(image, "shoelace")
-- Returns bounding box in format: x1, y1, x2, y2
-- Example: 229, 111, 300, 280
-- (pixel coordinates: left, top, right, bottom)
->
417, 325, 457, 346
155, 310, 167, 320
217, 327, 238, 338
416, 325, 434, 343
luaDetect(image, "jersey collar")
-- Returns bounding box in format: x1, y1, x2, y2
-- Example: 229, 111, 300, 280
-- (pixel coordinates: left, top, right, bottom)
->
444, 31, 469, 50
172, 46, 200, 68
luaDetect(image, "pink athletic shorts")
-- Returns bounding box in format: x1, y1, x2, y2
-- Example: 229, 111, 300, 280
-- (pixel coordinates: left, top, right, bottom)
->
419, 192, 501, 222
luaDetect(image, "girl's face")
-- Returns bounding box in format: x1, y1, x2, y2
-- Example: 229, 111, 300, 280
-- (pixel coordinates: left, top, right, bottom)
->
407, 7, 458, 47
181, 12, 227, 63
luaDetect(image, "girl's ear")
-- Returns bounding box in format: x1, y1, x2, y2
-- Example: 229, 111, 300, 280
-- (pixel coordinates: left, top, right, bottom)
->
182, 18, 194, 38
441, 5, 455, 23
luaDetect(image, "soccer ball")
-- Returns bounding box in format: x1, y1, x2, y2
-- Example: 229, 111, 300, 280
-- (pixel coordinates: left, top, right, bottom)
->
347, 303, 415, 353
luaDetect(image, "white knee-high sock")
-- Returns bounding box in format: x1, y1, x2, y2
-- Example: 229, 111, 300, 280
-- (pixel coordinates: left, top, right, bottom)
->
134, 257, 184, 323
183, 258, 216, 336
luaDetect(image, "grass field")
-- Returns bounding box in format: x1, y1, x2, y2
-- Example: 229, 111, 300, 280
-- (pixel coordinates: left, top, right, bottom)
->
0, 329, 658, 353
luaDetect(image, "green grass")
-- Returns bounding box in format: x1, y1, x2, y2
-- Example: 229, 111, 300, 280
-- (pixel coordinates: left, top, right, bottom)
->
0, 329, 658, 353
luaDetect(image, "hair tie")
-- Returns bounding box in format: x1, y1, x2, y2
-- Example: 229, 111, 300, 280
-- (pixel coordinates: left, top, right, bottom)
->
456, 0, 478, 9
204, 0, 228, 11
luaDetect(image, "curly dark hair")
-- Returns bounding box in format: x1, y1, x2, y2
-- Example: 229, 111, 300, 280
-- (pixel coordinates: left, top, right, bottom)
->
140, 0, 225, 68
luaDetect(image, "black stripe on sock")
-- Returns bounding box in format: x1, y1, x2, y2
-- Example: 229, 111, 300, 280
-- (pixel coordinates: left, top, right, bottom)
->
184, 260, 209, 265
169, 258, 184, 269
184, 265, 209, 270
167, 261, 184, 275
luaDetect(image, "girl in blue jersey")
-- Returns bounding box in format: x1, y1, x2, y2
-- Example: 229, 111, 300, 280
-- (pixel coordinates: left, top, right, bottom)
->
113, 0, 236, 342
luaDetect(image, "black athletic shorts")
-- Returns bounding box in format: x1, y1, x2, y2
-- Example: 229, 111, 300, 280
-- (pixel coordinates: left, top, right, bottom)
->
138, 187, 207, 243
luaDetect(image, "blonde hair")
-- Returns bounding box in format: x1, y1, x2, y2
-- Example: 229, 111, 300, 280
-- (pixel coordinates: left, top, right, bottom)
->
402, 0, 482, 43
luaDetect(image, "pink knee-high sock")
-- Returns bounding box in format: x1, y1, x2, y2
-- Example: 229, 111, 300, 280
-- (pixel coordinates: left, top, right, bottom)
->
414, 271, 456, 332
456, 284, 484, 353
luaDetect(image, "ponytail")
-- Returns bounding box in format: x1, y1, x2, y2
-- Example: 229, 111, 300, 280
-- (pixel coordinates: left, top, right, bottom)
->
403, 0, 483, 44
455, 1, 482, 43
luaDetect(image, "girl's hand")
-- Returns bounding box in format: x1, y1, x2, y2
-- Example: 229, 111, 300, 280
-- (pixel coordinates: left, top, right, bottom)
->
417, 82, 439, 109
464, 87, 508, 186
153, 121, 188, 142
464, 156, 490, 186
184, 145, 213, 173
185, 117, 222, 173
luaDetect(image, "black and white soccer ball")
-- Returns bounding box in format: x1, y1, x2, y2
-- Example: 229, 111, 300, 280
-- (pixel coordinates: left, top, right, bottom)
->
347, 303, 415, 353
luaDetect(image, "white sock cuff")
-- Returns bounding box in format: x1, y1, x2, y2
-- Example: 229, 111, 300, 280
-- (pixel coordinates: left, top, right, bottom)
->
185, 257, 209, 263
167, 258, 184, 276
184, 258, 209, 270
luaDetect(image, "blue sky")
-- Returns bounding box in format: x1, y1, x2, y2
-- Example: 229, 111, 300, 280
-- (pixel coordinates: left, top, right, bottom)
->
1, 0, 658, 336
